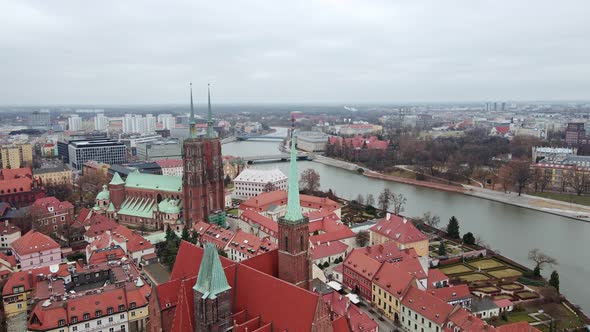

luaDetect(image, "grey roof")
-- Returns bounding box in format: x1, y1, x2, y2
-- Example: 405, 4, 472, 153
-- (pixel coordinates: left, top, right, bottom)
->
311, 279, 334, 295
33, 165, 68, 174
471, 297, 499, 312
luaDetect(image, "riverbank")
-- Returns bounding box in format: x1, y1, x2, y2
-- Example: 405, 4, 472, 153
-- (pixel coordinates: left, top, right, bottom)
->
312, 154, 590, 222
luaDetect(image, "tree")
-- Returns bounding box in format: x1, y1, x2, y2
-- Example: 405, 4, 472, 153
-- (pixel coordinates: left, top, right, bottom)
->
391, 193, 407, 215
162, 238, 179, 269
181, 227, 190, 241
447, 216, 460, 239
378, 188, 392, 212
224, 174, 232, 187
462, 232, 475, 245
366, 194, 375, 206
419, 212, 440, 228
189, 230, 199, 244
355, 230, 370, 247
498, 164, 515, 193
263, 181, 277, 192
509, 160, 531, 196
45, 183, 75, 202
528, 248, 558, 274
355, 194, 365, 205
566, 169, 588, 196
549, 270, 560, 293
76, 172, 107, 208
438, 242, 446, 256
299, 168, 321, 193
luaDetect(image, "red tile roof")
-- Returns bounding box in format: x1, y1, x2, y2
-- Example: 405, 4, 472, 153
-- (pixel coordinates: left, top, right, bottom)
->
0, 167, 32, 180
76, 207, 91, 224
192, 220, 211, 236
329, 135, 389, 150
240, 190, 339, 213
311, 241, 348, 260
155, 159, 183, 168
343, 248, 382, 281
0, 177, 32, 193
322, 292, 378, 332
494, 299, 514, 309
496, 322, 542, 332
30, 196, 73, 215
309, 228, 355, 245
169, 240, 233, 281
11, 230, 60, 256
171, 279, 194, 332
373, 261, 419, 299
494, 126, 510, 134
446, 307, 491, 331
84, 214, 119, 238
2, 263, 72, 296
227, 230, 277, 258
239, 210, 278, 236
402, 286, 453, 326
331, 316, 350, 332
430, 285, 471, 303
0, 220, 20, 235
370, 214, 428, 244
88, 246, 126, 264
428, 269, 449, 288
88, 225, 154, 255
0, 251, 17, 268
200, 224, 235, 249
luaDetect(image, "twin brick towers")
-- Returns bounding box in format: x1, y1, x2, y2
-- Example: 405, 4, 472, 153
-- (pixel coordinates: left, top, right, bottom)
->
181, 83, 311, 291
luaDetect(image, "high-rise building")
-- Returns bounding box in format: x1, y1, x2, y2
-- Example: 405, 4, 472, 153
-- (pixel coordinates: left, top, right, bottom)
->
94, 113, 108, 131
277, 125, 311, 290
0, 143, 33, 168
566, 122, 587, 145
28, 110, 51, 129
182, 83, 224, 225
158, 114, 176, 130
68, 115, 82, 131
122, 114, 156, 134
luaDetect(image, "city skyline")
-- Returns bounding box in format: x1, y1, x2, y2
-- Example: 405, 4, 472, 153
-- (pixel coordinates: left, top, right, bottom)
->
1, 0, 590, 104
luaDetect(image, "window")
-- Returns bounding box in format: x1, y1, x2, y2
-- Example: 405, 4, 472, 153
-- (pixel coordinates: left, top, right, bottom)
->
97, 319, 102, 325
96, 310, 102, 317
71, 316, 78, 323
73, 327, 78, 332
120, 314, 125, 319
130, 302, 136, 309
58, 319, 65, 327
85, 323, 90, 329
107, 307, 113, 314
17, 303, 23, 309
131, 311, 136, 317
109, 317, 113, 322
83, 313, 90, 320
118, 304, 125, 312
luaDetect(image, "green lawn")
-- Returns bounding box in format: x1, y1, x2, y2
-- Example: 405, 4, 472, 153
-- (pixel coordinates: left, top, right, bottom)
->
226, 208, 239, 216
440, 265, 472, 275
506, 312, 536, 324
531, 191, 590, 206
468, 259, 505, 270
458, 273, 490, 282
489, 268, 523, 279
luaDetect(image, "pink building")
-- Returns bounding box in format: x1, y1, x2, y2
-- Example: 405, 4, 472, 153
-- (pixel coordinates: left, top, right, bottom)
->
10, 230, 61, 271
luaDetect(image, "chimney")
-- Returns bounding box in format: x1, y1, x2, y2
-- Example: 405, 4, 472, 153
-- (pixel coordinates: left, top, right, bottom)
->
403, 218, 407, 224
386, 212, 391, 220
4, 220, 7, 227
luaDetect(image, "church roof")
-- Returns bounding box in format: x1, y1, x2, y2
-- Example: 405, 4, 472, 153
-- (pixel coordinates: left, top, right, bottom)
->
109, 172, 125, 185
284, 129, 304, 222
125, 170, 182, 192
158, 199, 181, 214
193, 243, 231, 299
118, 197, 156, 218
96, 185, 110, 200
107, 202, 116, 212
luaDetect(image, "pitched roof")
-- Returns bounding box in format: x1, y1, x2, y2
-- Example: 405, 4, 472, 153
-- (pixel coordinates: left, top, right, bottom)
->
11, 230, 60, 256
227, 230, 277, 258
401, 286, 453, 326
109, 172, 125, 185
76, 207, 91, 224
343, 248, 382, 281
322, 291, 378, 332
430, 285, 471, 303
428, 268, 449, 288
171, 279, 195, 332
169, 240, 233, 281
332, 316, 350, 332
84, 214, 119, 238
193, 243, 231, 299
239, 210, 278, 237
0, 167, 32, 180
0, 220, 20, 235
446, 307, 492, 331
370, 214, 427, 244
239, 190, 339, 213
309, 228, 355, 245
125, 170, 182, 192
311, 241, 348, 260
155, 159, 183, 168
373, 261, 419, 299
30, 197, 73, 215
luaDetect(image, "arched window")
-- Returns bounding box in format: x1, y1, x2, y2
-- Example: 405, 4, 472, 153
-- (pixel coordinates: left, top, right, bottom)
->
284, 235, 288, 251
300, 235, 304, 252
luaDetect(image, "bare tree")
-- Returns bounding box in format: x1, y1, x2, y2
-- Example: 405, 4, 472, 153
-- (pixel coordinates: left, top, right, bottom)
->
299, 168, 321, 193
566, 169, 588, 196
392, 193, 407, 215
510, 160, 531, 196
528, 248, 558, 272
355, 194, 364, 205
418, 212, 440, 228
263, 181, 277, 192
498, 164, 515, 193
378, 188, 392, 212
366, 194, 375, 206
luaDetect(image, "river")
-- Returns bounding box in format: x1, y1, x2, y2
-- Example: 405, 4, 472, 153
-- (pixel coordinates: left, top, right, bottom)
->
222, 128, 590, 313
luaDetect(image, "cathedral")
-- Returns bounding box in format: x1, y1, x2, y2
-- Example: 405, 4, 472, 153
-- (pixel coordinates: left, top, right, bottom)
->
182, 83, 225, 226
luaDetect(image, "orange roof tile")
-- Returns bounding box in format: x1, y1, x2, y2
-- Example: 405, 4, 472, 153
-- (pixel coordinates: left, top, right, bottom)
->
11, 230, 60, 256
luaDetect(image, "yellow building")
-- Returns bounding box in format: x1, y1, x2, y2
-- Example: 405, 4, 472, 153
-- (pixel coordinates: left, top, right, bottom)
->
369, 214, 429, 257
0, 144, 33, 169
33, 166, 73, 186
372, 263, 420, 322
2, 271, 32, 322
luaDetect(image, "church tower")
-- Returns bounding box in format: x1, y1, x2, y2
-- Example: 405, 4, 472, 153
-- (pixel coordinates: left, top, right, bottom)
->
182, 83, 225, 226
193, 243, 232, 332
278, 124, 311, 290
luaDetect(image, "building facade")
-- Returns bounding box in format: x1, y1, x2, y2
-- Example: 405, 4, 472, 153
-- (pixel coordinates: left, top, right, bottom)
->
0, 143, 33, 169
33, 165, 72, 186
68, 139, 126, 170
232, 167, 287, 199
11, 230, 61, 271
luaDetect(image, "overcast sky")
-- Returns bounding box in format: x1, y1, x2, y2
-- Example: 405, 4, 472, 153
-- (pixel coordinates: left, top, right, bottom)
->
1, 0, 589, 105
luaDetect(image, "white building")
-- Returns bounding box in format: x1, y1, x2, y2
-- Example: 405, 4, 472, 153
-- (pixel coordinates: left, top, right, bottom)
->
296, 131, 329, 152
94, 113, 108, 131
0, 221, 21, 251
233, 168, 288, 199
68, 115, 82, 131
122, 114, 156, 134
158, 114, 176, 130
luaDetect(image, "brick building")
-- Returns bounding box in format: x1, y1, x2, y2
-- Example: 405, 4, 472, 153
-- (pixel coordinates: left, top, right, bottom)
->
29, 197, 74, 238
565, 122, 587, 145
0, 168, 44, 208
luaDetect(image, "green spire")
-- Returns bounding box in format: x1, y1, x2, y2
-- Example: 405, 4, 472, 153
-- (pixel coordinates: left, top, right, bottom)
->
284, 129, 304, 222
193, 243, 231, 299
207, 83, 215, 138
109, 172, 125, 185
189, 82, 197, 138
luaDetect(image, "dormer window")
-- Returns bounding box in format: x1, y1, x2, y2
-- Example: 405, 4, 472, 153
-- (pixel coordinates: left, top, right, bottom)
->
107, 307, 114, 315
130, 302, 136, 309
95, 310, 102, 317
83, 313, 90, 320
58, 319, 65, 327
118, 304, 125, 312
71, 316, 77, 323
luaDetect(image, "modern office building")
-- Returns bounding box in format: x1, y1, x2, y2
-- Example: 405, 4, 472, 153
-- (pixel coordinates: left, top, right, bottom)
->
136, 140, 182, 160
296, 131, 329, 152
67, 139, 127, 170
